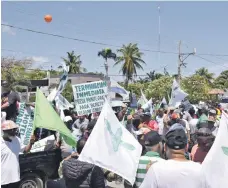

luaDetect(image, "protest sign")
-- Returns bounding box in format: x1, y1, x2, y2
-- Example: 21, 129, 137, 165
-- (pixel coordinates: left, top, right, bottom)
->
31, 135, 55, 153
72, 80, 108, 116
16, 103, 34, 145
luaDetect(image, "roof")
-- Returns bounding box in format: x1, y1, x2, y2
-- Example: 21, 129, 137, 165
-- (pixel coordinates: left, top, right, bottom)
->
50, 73, 104, 79
208, 89, 225, 95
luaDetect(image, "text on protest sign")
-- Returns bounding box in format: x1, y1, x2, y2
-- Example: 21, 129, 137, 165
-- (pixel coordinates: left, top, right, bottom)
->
72, 81, 108, 115
16, 103, 34, 145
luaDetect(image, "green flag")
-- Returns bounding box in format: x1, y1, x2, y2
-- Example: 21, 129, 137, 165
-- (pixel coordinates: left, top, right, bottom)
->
33, 88, 76, 147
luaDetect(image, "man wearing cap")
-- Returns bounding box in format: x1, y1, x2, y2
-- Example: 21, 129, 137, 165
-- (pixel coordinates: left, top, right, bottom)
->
1, 82, 20, 122
138, 112, 159, 132
196, 106, 208, 129
140, 124, 207, 188
1, 120, 35, 188
135, 131, 164, 188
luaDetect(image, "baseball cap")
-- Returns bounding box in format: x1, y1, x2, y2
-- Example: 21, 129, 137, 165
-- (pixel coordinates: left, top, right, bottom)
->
143, 131, 162, 146
165, 123, 187, 150
141, 112, 152, 118
63, 116, 73, 122
1, 120, 19, 131
209, 109, 216, 115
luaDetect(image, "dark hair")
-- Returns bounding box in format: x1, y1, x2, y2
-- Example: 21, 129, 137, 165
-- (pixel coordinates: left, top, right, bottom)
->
88, 119, 97, 132
65, 120, 73, 131
189, 108, 195, 117
77, 138, 87, 154
196, 128, 214, 152
63, 109, 72, 116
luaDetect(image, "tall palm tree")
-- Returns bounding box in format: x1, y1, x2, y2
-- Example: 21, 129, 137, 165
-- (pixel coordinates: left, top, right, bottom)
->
98, 48, 116, 78
114, 43, 146, 87
62, 51, 87, 74
195, 67, 214, 81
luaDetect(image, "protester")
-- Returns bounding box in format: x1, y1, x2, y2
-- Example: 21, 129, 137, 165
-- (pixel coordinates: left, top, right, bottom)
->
140, 124, 207, 188
1, 120, 35, 188
188, 108, 199, 151
156, 109, 165, 136
197, 106, 208, 129
135, 131, 164, 188
56, 116, 74, 159
1, 82, 20, 122
191, 128, 215, 163
72, 115, 89, 133
138, 112, 159, 132
62, 138, 106, 188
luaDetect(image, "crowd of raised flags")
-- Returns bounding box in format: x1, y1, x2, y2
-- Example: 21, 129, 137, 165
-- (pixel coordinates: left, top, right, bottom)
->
1, 66, 228, 188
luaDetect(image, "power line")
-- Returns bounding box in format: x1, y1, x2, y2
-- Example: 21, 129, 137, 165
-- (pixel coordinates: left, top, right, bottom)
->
3, 23, 228, 58
194, 55, 228, 69
1, 23, 178, 54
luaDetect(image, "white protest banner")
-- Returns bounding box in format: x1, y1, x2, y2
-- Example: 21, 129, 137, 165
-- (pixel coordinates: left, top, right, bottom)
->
16, 103, 34, 145
72, 80, 108, 116
78, 100, 142, 185
202, 112, 228, 188
31, 135, 55, 153
169, 79, 188, 107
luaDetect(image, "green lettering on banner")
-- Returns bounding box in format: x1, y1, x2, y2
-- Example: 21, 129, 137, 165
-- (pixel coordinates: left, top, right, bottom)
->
20, 128, 25, 136
23, 119, 28, 124
73, 81, 107, 115
16, 103, 34, 145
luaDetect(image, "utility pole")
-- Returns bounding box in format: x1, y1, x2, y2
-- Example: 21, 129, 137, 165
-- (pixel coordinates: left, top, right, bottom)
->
177, 40, 196, 84
158, 6, 161, 63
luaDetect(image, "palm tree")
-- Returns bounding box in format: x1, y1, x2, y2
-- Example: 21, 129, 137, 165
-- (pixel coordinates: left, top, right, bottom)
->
195, 67, 214, 81
145, 71, 164, 81
114, 43, 146, 87
62, 51, 87, 74
98, 48, 116, 78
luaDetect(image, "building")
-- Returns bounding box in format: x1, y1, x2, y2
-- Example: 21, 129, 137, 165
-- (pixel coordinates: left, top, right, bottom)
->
49, 73, 105, 87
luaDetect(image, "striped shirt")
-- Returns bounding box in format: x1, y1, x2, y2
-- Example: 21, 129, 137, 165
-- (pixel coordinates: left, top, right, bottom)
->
135, 151, 164, 188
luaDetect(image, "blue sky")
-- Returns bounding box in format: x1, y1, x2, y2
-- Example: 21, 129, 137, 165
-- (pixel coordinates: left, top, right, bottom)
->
2, 1, 228, 81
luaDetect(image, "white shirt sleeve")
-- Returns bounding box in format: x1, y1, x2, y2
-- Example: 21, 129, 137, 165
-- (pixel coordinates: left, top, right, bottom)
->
139, 166, 158, 188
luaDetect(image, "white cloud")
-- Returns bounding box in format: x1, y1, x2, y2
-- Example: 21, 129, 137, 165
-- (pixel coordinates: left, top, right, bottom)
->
31, 56, 49, 63
1, 21, 16, 35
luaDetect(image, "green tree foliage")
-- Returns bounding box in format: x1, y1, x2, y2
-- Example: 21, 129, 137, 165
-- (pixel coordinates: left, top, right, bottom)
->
181, 75, 211, 104
114, 43, 146, 87
98, 48, 116, 61
127, 82, 145, 97
195, 67, 214, 83
145, 76, 173, 101
213, 70, 228, 89
61, 81, 74, 102
62, 51, 87, 73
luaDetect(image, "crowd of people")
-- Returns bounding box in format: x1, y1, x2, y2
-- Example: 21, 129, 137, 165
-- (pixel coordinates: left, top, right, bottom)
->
1, 84, 227, 188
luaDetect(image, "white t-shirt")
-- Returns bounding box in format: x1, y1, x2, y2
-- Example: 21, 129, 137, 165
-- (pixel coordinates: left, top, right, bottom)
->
1, 136, 25, 185
189, 119, 198, 134
182, 119, 190, 133
140, 160, 207, 188
156, 116, 164, 135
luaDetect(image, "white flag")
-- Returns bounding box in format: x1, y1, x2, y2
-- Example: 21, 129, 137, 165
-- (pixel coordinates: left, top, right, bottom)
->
169, 79, 188, 107
138, 89, 148, 106
202, 112, 228, 188
78, 100, 142, 185
47, 88, 73, 110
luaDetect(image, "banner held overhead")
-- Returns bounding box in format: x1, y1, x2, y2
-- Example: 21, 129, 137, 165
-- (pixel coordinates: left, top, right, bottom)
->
72, 80, 108, 116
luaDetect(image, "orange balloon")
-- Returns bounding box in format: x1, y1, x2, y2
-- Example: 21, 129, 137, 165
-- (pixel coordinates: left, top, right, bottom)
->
44, 15, 52, 23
